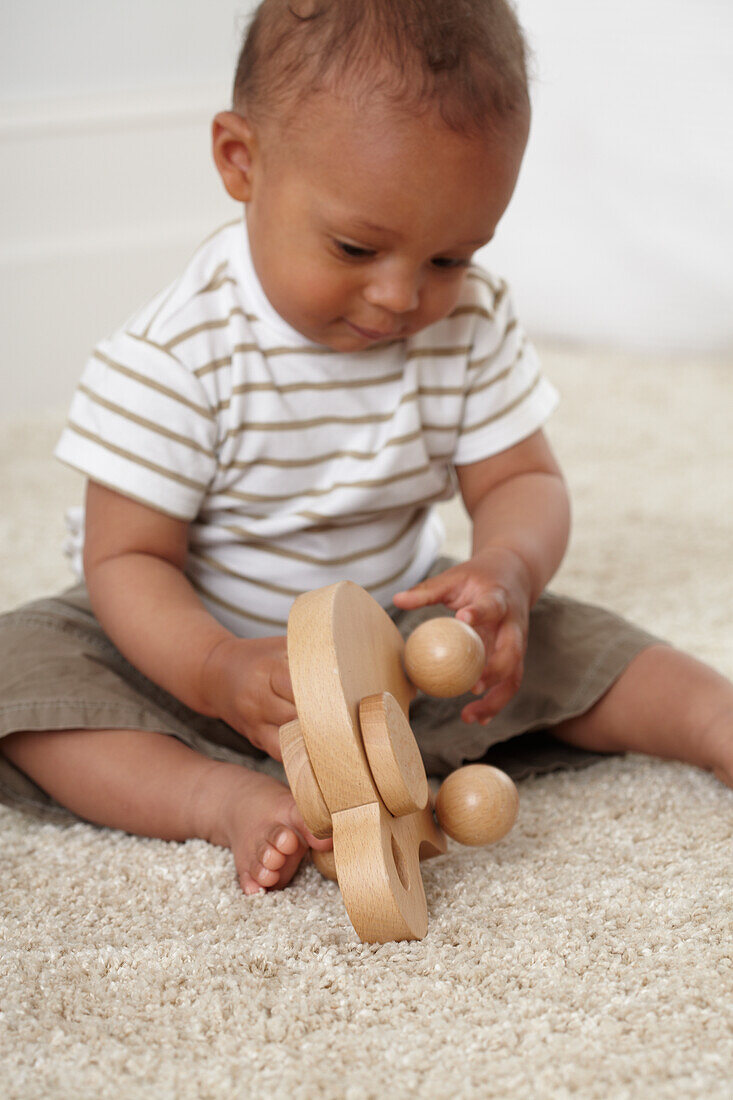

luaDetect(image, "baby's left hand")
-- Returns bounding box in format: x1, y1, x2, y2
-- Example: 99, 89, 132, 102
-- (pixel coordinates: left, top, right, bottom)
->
393, 549, 532, 724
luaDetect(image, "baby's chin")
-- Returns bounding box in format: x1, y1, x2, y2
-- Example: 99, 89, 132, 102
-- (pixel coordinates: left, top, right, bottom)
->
288, 313, 416, 352
316, 320, 412, 353
291, 327, 387, 353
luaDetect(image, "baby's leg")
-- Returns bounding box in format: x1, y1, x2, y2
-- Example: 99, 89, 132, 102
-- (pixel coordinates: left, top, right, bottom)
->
1, 729, 331, 894
553, 644, 733, 788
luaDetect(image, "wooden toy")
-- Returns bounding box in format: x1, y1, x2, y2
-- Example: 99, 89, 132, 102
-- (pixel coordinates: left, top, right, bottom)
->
279, 580, 518, 943
434, 764, 519, 846
404, 616, 485, 696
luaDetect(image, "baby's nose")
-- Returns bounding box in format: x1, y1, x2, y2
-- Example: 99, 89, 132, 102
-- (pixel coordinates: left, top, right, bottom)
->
363, 267, 420, 314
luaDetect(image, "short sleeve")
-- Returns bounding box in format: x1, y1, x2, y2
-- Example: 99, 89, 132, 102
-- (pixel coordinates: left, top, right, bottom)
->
451, 272, 559, 467
54, 331, 218, 520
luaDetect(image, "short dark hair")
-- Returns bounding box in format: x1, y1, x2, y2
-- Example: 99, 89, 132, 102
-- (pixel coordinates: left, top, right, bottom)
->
233, 0, 530, 134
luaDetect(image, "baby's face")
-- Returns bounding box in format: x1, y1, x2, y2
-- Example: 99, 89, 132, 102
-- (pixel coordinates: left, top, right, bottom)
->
244, 94, 528, 350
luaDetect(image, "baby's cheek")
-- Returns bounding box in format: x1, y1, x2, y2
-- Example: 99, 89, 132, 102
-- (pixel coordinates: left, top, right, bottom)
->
310, 272, 356, 320
421, 278, 466, 328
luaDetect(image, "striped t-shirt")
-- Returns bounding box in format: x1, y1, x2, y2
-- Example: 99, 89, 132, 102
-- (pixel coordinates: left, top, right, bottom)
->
56, 218, 558, 637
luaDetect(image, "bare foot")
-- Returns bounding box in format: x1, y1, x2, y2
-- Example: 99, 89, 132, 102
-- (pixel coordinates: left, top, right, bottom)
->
555, 645, 733, 789
675, 663, 733, 790
703, 709, 733, 790
191, 762, 332, 895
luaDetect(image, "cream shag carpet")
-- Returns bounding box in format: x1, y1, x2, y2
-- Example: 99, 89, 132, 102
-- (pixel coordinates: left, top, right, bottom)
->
1, 346, 732, 1099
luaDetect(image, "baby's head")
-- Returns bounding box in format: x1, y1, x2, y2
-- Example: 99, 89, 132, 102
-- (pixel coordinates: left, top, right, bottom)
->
213, 0, 531, 349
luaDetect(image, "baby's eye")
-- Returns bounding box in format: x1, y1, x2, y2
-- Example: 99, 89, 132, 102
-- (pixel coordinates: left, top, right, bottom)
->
431, 256, 470, 270
334, 240, 376, 260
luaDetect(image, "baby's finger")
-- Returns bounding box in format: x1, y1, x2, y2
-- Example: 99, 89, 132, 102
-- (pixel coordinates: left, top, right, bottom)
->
270, 659, 295, 703
476, 620, 525, 689
461, 660, 524, 724
455, 589, 508, 631
256, 722, 287, 762
392, 569, 463, 610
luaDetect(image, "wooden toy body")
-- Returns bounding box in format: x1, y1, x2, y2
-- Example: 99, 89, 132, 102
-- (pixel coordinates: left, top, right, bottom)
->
280, 581, 446, 943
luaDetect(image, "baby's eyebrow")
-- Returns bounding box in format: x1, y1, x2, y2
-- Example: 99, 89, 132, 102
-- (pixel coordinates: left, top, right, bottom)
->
314, 208, 389, 241
325, 216, 396, 240
347, 220, 487, 248
351, 218, 392, 236
321, 209, 493, 250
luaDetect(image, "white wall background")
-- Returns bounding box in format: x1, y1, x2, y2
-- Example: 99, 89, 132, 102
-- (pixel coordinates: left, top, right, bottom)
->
1, 0, 731, 417
485, 0, 733, 356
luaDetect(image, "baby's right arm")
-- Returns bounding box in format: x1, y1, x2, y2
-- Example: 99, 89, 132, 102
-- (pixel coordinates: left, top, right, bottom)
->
83, 480, 295, 760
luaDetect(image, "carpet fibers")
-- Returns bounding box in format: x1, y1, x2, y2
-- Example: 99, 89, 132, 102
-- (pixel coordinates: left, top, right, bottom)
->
1, 346, 731, 1099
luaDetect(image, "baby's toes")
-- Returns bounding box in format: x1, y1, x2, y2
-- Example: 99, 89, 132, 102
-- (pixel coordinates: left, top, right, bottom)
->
259, 838, 288, 872
270, 847, 309, 890
307, 831, 334, 852
258, 827, 302, 870
288, 807, 334, 852
251, 829, 304, 887
252, 861, 281, 889
269, 826, 302, 858
232, 841, 280, 892
239, 869, 265, 896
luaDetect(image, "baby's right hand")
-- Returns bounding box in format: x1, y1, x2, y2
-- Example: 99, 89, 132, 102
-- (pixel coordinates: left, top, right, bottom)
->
201, 636, 296, 761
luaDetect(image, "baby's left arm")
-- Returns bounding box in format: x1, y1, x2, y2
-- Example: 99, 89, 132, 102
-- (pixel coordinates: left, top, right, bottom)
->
393, 429, 570, 724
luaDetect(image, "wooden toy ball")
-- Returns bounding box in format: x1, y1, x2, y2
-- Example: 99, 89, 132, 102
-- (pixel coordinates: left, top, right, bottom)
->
404, 617, 485, 697
435, 764, 519, 847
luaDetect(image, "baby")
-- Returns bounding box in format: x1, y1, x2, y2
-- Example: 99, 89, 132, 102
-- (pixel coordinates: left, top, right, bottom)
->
1, 0, 731, 897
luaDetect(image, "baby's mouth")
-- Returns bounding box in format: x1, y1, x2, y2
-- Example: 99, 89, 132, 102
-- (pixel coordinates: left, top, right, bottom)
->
345, 319, 398, 342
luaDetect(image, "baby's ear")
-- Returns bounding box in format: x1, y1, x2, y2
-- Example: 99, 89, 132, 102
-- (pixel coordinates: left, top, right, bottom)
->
212, 111, 257, 202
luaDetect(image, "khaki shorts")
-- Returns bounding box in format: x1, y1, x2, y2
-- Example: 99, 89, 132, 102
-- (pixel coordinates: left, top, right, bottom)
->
0, 561, 661, 822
